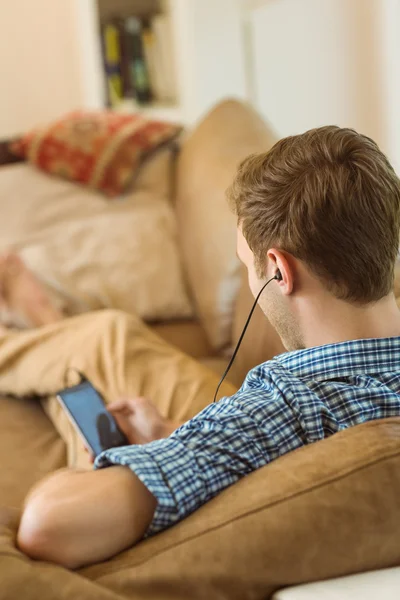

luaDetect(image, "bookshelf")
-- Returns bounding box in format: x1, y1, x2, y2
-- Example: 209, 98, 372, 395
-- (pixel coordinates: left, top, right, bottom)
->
77, 0, 248, 126
95, 0, 179, 121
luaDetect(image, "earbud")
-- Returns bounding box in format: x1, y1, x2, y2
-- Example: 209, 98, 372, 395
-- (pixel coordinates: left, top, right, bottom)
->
275, 270, 283, 282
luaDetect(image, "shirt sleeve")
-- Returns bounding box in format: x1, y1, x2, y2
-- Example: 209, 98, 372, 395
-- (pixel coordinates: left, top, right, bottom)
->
95, 399, 269, 536
94, 365, 306, 537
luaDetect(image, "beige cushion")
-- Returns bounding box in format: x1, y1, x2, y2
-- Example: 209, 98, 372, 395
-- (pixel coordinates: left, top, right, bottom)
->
176, 99, 277, 350
134, 144, 178, 200
150, 319, 214, 359
0, 163, 193, 321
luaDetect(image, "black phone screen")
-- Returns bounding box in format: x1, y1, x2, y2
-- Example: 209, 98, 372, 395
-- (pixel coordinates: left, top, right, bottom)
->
58, 381, 129, 457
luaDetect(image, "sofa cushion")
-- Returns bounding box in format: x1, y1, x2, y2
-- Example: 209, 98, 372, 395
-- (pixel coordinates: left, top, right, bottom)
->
134, 144, 178, 200
0, 163, 193, 321
11, 110, 181, 197
176, 99, 277, 350
0, 396, 66, 507
80, 418, 400, 600
150, 319, 214, 359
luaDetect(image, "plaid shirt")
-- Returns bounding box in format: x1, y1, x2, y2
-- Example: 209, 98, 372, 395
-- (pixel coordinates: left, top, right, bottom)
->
95, 336, 400, 536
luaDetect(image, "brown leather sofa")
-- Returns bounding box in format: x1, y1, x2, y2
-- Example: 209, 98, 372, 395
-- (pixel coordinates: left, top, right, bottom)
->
1, 100, 400, 599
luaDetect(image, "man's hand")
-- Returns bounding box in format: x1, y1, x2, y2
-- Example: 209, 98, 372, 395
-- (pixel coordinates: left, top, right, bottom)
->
108, 397, 182, 445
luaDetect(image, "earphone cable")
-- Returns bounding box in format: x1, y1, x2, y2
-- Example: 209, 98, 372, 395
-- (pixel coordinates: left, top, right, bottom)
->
213, 274, 278, 403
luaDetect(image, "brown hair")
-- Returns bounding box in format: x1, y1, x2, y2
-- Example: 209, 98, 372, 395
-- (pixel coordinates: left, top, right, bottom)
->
228, 126, 400, 303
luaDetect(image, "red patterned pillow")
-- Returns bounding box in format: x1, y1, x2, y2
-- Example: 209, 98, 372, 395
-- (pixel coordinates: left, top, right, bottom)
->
11, 111, 181, 197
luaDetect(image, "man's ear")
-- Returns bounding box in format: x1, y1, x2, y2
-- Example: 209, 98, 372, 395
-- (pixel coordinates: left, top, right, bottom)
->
267, 249, 294, 294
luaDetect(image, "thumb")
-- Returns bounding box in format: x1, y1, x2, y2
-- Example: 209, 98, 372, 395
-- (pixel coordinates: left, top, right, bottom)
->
110, 410, 134, 440
107, 399, 130, 413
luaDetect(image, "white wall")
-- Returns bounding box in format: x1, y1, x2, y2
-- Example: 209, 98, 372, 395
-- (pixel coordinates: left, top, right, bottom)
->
170, 0, 248, 124
247, 0, 399, 170
2, 0, 399, 173
0, 0, 103, 138
0, 0, 246, 137
379, 0, 400, 173
0, 1, 80, 137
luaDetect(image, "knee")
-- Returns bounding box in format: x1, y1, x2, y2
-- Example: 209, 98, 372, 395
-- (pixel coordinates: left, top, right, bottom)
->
95, 309, 146, 343
97, 309, 142, 331
87, 309, 132, 348
17, 499, 76, 569
17, 502, 51, 560
99, 308, 129, 325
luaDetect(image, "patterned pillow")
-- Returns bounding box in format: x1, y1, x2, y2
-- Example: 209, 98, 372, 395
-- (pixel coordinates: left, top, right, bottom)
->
11, 111, 181, 197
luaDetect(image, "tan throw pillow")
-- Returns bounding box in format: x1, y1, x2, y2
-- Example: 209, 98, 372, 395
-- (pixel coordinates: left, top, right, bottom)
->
176, 99, 277, 350
0, 163, 193, 321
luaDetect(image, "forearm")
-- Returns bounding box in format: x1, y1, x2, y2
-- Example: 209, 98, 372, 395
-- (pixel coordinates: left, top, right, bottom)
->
17, 466, 156, 569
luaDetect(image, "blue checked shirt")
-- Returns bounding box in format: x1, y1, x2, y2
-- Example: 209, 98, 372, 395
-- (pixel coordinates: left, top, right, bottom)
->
95, 336, 400, 536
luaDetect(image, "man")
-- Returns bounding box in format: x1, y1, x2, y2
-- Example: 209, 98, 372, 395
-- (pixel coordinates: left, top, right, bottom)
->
16, 125, 400, 569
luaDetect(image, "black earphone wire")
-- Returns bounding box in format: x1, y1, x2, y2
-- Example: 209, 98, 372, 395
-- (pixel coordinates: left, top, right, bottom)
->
213, 274, 280, 403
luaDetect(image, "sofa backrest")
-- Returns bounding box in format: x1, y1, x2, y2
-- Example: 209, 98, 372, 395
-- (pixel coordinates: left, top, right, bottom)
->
175, 99, 277, 352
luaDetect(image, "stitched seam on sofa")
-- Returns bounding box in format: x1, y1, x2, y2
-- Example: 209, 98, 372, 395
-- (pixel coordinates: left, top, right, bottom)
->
93, 446, 400, 578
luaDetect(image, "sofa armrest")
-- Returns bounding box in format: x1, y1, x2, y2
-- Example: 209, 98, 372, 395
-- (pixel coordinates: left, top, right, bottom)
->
0, 138, 25, 167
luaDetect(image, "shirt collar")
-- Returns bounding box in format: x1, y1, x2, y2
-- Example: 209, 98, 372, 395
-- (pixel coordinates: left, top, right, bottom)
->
274, 337, 400, 380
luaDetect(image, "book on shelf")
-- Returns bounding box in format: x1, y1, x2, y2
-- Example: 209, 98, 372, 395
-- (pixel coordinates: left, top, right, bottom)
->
123, 16, 152, 105
101, 23, 124, 107
100, 12, 177, 109
150, 14, 176, 102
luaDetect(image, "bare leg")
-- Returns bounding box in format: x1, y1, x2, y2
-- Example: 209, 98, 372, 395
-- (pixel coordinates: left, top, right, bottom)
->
0, 253, 64, 329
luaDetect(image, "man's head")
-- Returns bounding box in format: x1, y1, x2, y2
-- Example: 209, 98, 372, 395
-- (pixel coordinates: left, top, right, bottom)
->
229, 126, 400, 350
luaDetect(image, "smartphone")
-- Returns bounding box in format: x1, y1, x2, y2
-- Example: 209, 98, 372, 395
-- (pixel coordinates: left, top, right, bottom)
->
57, 380, 129, 457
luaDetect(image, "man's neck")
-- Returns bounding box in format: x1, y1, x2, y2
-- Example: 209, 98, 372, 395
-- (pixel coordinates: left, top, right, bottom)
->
300, 293, 400, 348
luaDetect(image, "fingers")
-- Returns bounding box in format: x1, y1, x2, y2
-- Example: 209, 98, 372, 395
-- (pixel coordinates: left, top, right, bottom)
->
107, 397, 148, 413
84, 446, 95, 464
110, 411, 125, 428
109, 411, 136, 445
107, 400, 130, 413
